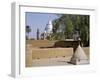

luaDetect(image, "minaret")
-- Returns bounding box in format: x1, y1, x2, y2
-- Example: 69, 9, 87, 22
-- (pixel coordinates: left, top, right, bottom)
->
37, 28, 39, 40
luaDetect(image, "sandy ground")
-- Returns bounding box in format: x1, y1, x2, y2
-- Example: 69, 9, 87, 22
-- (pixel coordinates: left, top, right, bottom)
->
26, 44, 89, 67
32, 57, 73, 67
32, 56, 89, 67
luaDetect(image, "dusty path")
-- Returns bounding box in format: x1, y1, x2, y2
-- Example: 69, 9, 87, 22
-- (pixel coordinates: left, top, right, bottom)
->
32, 57, 74, 67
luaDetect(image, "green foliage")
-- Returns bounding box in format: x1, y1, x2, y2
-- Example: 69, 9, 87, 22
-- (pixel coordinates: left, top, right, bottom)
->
64, 16, 73, 39
51, 14, 89, 46
26, 25, 31, 39
26, 25, 31, 34
50, 32, 65, 40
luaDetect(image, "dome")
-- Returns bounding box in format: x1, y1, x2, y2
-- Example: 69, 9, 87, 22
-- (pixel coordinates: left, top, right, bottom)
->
45, 20, 53, 33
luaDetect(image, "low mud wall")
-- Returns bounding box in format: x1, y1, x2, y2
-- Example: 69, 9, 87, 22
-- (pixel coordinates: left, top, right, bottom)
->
32, 48, 73, 59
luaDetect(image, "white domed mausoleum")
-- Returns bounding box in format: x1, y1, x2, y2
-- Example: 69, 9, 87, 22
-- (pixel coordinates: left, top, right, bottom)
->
45, 20, 53, 34
40, 20, 53, 40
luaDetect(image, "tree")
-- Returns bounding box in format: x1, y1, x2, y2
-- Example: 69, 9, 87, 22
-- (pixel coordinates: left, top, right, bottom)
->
26, 25, 31, 40
52, 14, 74, 40
64, 16, 73, 39
52, 14, 89, 46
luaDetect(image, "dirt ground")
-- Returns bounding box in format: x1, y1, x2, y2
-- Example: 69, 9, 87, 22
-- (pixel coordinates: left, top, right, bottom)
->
30, 47, 89, 59
26, 46, 89, 67
32, 57, 73, 67
26, 40, 89, 67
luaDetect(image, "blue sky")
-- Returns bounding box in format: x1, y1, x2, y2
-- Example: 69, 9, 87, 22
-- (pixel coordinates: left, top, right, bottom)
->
26, 12, 59, 39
